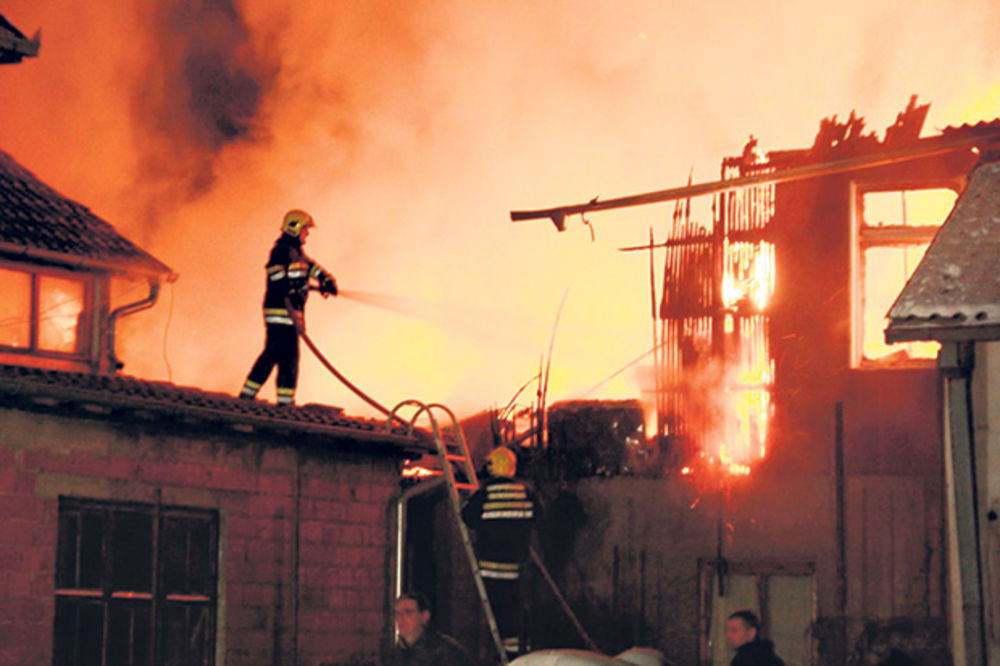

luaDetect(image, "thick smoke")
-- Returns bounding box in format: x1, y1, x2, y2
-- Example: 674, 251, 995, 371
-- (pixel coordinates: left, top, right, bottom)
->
1, 1, 998, 420
132, 0, 278, 213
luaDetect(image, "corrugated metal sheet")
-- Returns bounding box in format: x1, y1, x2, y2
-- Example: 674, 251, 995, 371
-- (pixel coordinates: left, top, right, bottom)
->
886, 160, 1000, 342
0, 149, 173, 278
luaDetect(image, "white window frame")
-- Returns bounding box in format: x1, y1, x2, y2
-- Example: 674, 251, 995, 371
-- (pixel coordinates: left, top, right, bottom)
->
849, 180, 960, 369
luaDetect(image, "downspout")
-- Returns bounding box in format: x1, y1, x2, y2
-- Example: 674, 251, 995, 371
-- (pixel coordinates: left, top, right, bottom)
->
393, 476, 446, 600
106, 276, 162, 372
940, 341, 987, 666
388, 476, 446, 652
834, 402, 848, 666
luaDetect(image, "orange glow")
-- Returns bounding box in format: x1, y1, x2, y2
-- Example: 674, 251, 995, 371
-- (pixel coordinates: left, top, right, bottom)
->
37, 275, 85, 354
643, 403, 658, 440
0, 267, 31, 348
1, 3, 998, 426
722, 241, 775, 312
401, 464, 440, 479
859, 189, 955, 364
709, 205, 775, 473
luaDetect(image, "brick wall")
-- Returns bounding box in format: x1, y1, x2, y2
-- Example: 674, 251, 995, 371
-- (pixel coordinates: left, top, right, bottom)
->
0, 406, 404, 666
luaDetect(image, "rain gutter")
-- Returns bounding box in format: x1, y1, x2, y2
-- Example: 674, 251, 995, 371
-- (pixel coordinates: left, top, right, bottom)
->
107, 276, 161, 371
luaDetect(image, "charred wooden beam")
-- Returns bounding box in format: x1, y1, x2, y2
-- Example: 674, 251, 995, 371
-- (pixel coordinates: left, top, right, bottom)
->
510, 132, 1000, 227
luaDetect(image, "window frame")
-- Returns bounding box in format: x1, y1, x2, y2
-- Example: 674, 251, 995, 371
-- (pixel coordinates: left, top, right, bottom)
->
848, 180, 960, 369
0, 259, 93, 360
698, 559, 817, 666
54, 496, 219, 666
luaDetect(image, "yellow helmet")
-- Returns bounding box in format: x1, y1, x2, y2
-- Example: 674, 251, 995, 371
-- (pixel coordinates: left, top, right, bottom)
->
281, 209, 315, 237
486, 446, 517, 478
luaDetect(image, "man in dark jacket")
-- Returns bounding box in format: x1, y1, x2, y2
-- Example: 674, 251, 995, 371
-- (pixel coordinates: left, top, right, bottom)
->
726, 610, 785, 666
461, 445, 538, 659
386, 591, 474, 666
239, 209, 337, 405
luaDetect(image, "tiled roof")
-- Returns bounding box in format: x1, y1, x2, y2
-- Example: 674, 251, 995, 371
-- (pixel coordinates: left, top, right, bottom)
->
0, 362, 427, 455
0, 149, 173, 278
886, 159, 1000, 343
0, 13, 39, 63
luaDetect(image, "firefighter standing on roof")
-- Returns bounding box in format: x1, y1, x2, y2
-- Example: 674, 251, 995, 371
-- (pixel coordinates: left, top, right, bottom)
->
240, 209, 337, 405
461, 445, 539, 659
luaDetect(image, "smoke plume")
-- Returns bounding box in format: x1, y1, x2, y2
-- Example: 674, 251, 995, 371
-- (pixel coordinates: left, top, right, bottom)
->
1, 1, 998, 420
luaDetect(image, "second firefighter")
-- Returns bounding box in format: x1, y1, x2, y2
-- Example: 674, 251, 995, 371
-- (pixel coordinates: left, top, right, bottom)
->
461, 445, 539, 659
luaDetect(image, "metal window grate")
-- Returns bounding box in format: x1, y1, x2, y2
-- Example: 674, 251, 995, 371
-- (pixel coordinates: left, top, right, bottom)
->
54, 497, 218, 666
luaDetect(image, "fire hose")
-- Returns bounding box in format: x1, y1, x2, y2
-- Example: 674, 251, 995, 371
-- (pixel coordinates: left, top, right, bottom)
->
285, 292, 410, 429
291, 292, 600, 655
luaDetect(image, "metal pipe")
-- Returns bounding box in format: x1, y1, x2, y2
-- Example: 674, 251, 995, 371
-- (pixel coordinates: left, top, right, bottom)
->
393, 476, 447, 601
107, 277, 161, 371
940, 341, 987, 665
834, 402, 848, 665
0, 241, 173, 279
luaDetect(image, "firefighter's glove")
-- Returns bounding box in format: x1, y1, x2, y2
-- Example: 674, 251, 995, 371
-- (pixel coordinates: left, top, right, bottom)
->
319, 276, 338, 297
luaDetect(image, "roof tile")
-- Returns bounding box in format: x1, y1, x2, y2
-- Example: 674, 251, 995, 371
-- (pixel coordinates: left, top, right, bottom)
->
887, 159, 1000, 341
0, 362, 421, 450
0, 149, 172, 277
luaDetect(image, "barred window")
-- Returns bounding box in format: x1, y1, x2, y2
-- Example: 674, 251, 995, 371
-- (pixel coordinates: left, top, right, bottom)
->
55, 497, 218, 666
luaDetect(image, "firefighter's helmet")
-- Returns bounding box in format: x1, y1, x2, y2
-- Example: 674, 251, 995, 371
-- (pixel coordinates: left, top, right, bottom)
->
281, 209, 315, 237
486, 446, 517, 478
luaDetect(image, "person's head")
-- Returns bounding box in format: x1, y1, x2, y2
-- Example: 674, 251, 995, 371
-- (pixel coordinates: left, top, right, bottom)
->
394, 591, 431, 645
486, 445, 517, 478
281, 209, 315, 242
725, 610, 760, 649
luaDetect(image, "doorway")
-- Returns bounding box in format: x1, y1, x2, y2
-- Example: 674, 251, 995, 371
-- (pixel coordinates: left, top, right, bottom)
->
699, 560, 816, 666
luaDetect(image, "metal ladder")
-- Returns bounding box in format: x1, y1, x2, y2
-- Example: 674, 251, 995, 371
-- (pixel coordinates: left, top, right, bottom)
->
388, 399, 510, 665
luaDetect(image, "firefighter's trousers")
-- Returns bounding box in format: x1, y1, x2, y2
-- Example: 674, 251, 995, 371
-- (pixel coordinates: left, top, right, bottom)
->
242, 323, 300, 404
482, 566, 525, 657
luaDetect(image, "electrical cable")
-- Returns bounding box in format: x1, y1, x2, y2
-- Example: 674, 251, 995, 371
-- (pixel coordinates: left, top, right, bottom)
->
162, 281, 174, 382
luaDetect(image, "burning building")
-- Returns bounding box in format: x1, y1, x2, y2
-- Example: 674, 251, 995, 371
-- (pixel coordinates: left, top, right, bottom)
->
0, 149, 430, 665
416, 98, 1000, 666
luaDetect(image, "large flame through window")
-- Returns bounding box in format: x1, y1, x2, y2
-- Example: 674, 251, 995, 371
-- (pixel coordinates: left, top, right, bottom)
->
653, 149, 775, 476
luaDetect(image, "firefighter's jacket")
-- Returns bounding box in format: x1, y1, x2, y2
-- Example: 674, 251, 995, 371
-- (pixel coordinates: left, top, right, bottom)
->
461, 475, 538, 576
261, 234, 335, 326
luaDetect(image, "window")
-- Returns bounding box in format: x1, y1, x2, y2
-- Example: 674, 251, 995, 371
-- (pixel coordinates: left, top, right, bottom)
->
0, 263, 90, 356
55, 498, 218, 666
851, 185, 957, 367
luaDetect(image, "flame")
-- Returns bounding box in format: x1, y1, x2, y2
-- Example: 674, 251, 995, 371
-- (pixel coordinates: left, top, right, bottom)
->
2, 3, 998, 427
401, 464, 440, 479
722, 241, 774, 311
37, 276, 86, 354
715, 236, 775, 472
